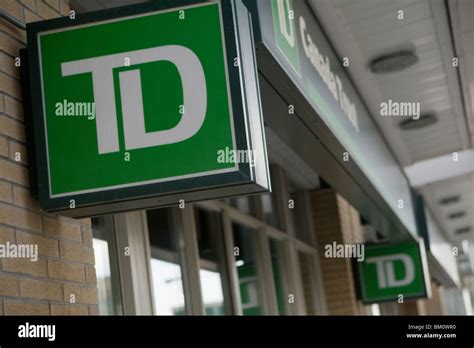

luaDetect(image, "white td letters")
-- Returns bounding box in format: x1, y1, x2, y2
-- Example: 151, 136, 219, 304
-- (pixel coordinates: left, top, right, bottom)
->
367, 254, 415, 289
61, 45, 207, 154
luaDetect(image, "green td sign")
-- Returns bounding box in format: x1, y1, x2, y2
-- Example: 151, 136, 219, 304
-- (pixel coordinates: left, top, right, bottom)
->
26, 0, 270, 216
357, 239, 431, 303
271, 0, 300, 75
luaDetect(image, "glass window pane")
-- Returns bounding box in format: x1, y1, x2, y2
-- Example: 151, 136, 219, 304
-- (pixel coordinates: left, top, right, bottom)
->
269, 238, 287, 314
232, 222, 264, 315
222, 196, 257, 217
150, 258, 186, 315
288, 182, 313, 243
260, 193, 281, 229
298, 252, 316, 315
92, 216, 122, 315
147, 208, 187, 315
200, 269, 225, 315
195, 208, 232, 315
290, 192, 311, 243
92, 238, 114, 315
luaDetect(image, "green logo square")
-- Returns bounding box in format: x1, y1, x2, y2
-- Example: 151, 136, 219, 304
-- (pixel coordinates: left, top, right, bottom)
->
358, 242, 429, 303
38, 3, 236, 197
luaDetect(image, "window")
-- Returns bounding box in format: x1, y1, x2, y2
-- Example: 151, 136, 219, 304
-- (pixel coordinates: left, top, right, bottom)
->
150, 258, 185, 315
223, 196, 257, 217
269, 238, 288, 314
92, 216, 122, 315
195, 207, 232, 315
260, 193, 281, 229
147, 208, 187, 315
232, 222, 265, 315
298, 252, 316, 315
289, 183, 313, 244
94, 165, 324, 316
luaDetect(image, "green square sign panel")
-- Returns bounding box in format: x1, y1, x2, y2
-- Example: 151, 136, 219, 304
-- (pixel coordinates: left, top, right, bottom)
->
40, 3, 234, 196
357, 240, 431, 303
26, 0, 270, 216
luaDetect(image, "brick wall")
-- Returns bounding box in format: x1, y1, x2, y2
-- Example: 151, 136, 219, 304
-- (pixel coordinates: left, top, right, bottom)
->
311, 189, 367, 315
0, 0, 99, 315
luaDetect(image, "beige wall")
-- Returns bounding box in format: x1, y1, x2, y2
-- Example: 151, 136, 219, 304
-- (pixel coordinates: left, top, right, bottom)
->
0, 0, 98, 315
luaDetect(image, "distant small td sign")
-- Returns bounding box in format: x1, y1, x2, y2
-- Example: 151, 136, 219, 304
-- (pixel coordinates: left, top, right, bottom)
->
25, 0, 270, 217
357, 239, 431, 303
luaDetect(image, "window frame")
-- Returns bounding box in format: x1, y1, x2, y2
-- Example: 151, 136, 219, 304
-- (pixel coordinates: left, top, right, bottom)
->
91, 215, 124, 315
95, 165, 326, 315
194, 166, 326, 315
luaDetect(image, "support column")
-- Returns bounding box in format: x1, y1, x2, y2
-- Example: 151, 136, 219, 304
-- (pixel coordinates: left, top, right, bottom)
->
310, 189, 366, 315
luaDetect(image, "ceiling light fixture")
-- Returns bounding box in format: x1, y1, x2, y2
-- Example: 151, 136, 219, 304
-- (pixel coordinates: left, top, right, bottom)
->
448, 211, 466, 219
455, 227, 472, 235
369, 50, 419, 74
439, 196, 461, 205
399, 113, 438, 130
